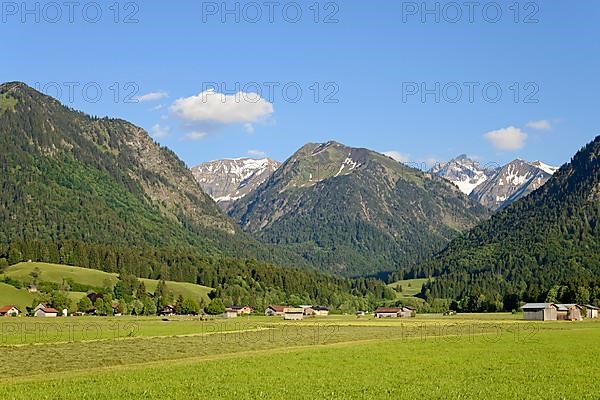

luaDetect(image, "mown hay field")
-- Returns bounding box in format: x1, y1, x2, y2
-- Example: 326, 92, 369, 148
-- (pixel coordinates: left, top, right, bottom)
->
1, 315, 599, 399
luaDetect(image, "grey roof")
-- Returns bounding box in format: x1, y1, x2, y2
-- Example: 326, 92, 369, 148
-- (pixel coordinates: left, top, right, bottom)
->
585, 305, 600, 310
555, 304, 582, 311
520, 303, 556, 310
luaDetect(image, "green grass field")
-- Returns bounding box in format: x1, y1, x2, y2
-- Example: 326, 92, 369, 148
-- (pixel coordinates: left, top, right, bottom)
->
1, 314, 599, 399
0, 282, 36, 311
388, 278, 429, 302
0, 262, 213, 307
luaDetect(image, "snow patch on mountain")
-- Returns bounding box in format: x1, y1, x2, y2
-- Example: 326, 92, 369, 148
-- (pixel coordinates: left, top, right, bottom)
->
430, 155, 497, 195
192, 158, 280, 210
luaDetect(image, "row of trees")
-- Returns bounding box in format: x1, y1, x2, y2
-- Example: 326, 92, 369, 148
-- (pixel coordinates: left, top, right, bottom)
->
0, 240, 395, 311
29, 272, 228, 317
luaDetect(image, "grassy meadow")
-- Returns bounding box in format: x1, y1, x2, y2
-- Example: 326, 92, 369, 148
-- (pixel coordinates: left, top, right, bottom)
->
0, 314, 599, 399
0, 262, 213, 310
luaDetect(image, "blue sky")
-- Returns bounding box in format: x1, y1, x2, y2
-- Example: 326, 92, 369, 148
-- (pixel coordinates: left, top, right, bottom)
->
2, 1, 599, 169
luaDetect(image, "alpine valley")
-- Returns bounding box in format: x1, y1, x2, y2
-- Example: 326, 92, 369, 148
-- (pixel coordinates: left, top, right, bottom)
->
0, 82, 393, 310
1, 82, 598, 313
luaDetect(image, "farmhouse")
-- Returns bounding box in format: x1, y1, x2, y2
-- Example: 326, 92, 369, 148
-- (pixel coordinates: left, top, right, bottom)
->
227, 306, 253, 315
265, 305, 287, 316
0, 305, 20, 317
302, 306, 314, 316
585, 305, 600, 319
34, 304, 58, 318
521, 303, 558, 321
375, 307, 415, 318
283, 307, 304, 320
556, 304, 583, 321
27, 284, 38, 293
312, 306, 329, 317
159, 305, 177, 316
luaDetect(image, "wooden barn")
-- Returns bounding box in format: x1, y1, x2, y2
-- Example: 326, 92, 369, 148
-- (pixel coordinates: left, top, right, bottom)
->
375, 307, 415, 318
585, 305, 599, 319
521, 303, 558, 321
283, 308, 304, 320
222, 309, 239, 318
556, 304, 583, 321
312, 306, 330, 317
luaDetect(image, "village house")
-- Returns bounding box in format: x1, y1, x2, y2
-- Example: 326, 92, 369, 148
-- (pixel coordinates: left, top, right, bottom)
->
227, 306, 253, 315
0, 305, 20, 317
312, 306, 330, 317
375, 306, 415, 318
265, 305, 287, 316
302, 306, 314, 316
159, 304, 177, 316
34, 304, 59, 318
521, 303, 558, 321
283, 307, 304, 320
556, 304, 583, 321
356, 310, 366, 317
27, 284, 38, 293
585, 305, 600, 319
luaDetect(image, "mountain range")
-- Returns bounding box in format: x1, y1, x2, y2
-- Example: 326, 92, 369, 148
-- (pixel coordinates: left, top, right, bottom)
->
0, 82, 394, 309
2, 81, 598, 310
431, 155, 558, 210
228, 141, 488, 277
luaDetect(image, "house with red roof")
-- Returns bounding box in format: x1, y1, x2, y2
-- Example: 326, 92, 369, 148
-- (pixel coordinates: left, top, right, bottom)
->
265, 305, 287, 316
0, 305, 20, 317
34, 303, 59, 318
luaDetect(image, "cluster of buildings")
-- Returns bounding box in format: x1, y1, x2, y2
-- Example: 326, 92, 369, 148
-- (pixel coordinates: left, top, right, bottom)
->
0, 304, 63, 318
265, 305, 330, 320
374, 306, 416, 318
521, 303, 600, 321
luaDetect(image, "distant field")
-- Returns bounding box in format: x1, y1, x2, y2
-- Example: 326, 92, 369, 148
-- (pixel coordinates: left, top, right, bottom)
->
1, 315, 599, 399
0, 282, 35, 311
1, 262, 213, 304
388, 278, 429, 300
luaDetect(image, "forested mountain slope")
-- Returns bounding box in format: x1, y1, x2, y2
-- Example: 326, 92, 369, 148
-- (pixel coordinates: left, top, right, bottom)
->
230, 141, 488, 277
418, 135, 600, 310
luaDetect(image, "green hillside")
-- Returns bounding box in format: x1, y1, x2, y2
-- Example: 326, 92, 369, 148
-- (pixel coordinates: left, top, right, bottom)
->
1, 262, 213, 304
0, 282, 35, 311
419, 135, 600, 311
0, 82, 394, 310
388, 278, 430, 299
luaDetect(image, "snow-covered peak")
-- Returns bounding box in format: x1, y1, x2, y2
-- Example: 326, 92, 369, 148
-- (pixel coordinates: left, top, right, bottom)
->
431, 155, 498, 195
469, 158, 558, 210
191, 158, 280, 209
530, 161, 559, 175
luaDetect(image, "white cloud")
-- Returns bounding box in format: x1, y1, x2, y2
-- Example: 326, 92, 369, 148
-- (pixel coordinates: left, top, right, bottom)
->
247, 149, 267, 157
151, 124, 170, 138
526, 120, 552, 130
171, 90, 274, 124
183, 131, 207, 141
150, 104, 164, 111
484, 126, 528, 151
383, 151, 411, 163
243, 123, 255, 134
136, 91, 169, 102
